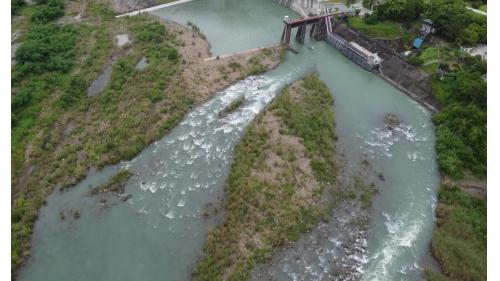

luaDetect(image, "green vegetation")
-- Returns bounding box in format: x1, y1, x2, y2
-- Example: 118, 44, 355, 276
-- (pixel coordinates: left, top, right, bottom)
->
12, 0, 25, 15
361, 0, 486, 46
430, 185, 486, 281
30, 0, 65, 24
11, 2, 193, 273
371, 0, 424, 22
193, 75, 336, 281
468, 0, 487, 10
13, 24, 78, 81
425, 0, 486, 46
433, 68, 486, 179
409, 46, 459, 74
220, 96, 245, 117
348, 16, 401, 38
426, 45, 487, 281
89, 170, 133, 195
247, 55, 267, 75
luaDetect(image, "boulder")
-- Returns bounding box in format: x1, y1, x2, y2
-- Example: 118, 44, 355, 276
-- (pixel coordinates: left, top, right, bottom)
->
384, 113, 400, 130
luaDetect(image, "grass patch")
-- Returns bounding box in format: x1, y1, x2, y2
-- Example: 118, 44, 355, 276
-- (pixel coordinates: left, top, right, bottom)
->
430, 185, 486, 281
419, 47, 439, 62
89, 170, 133, 195
220, 96, 244, 117
348, 17, 401, 38
193, 75, 336, 281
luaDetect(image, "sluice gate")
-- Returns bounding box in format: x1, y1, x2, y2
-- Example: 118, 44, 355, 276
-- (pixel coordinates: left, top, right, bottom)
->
281, 12, 382, 71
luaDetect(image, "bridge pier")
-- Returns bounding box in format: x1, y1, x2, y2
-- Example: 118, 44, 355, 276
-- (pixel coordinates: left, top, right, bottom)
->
280, 12, 348, 49
281, 23, 292, 46
295, 24, 307, 44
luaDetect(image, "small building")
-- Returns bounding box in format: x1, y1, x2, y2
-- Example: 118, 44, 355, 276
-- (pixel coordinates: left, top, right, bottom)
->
412, 37, 424, 49
420, 19, 435, 38
326, 32, 382, 71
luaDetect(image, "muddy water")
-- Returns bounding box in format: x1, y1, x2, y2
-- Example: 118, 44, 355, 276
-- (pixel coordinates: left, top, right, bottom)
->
19, 0, 439, 280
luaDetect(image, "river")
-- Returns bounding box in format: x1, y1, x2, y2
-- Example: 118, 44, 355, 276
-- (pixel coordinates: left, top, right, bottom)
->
18, 0, 439, 280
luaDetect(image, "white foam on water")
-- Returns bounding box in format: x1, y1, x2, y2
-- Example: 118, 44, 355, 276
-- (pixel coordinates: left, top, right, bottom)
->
177, 198, 186, 207
362, 211, 424, 280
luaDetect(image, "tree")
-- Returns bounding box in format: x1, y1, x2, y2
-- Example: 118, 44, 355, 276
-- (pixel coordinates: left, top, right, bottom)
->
13, 24, 78, 81
425, 0, 486, 44
11, 0, 25, 15
441, 70, 486, 109
30, 0, 65, 24
374, 0, 423, 22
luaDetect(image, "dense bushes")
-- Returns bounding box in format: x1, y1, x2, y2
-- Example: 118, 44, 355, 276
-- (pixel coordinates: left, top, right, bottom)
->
59, 75, 87, 109
425, 0, 486, 45
13, 24, 78, 81
134, 21, 167, 43
373, 0, 424, 22
368, 0, 486, 45
31, 0, 65, 23
431, 186, 486, 281
12, 0, 25, 15
433, 69, 486, 178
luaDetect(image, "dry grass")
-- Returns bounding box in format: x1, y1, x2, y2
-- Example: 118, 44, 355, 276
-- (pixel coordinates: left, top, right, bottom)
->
193, 75, 337, 281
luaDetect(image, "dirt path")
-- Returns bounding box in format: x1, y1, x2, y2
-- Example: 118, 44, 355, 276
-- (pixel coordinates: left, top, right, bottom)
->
115, 0, 194, 17
442, 175, 487, 198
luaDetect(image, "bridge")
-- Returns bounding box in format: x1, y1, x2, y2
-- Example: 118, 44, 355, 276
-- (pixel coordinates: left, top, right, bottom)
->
280, 12, 350, 46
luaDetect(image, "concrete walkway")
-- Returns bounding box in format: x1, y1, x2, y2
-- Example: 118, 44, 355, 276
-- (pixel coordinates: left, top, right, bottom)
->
203, 44, 281, 61
466, 6, 487, 16
423, 59, 439, 66
116, 0, 193, 18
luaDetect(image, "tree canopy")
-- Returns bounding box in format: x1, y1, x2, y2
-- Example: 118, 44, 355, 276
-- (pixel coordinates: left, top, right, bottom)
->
425, 0, 486, 45
433, 68, 487, 178
374, 0, 424, 22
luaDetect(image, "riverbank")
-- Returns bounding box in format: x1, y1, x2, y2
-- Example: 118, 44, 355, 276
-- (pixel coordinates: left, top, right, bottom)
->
427, 183, 486, 281
11, 2, 282, 275
193, 75, 338, 280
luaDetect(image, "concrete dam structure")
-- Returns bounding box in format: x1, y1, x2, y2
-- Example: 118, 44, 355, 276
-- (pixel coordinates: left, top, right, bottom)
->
280, 13, 440, 113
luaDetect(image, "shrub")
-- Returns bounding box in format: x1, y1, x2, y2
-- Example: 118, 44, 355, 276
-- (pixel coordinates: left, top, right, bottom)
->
59, 75, 87, 109
166, 48, 178, 61
30, 0, 65, 24
12, 0, 25, 15
363, 14, 379, 24
374, 0, 424, 22
432, 69, 486, 178
13, 24, 78, 81
135, 21, 167, 43
431, 186, 486, 281
409, 56, 424, 66
425, 0, 487, 45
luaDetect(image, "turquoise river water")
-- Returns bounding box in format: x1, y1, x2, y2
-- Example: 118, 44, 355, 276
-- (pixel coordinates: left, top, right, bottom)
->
18, 0, 440, 280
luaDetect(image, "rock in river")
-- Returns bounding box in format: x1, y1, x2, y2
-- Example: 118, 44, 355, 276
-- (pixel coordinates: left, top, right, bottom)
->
384, 113, 400, 130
